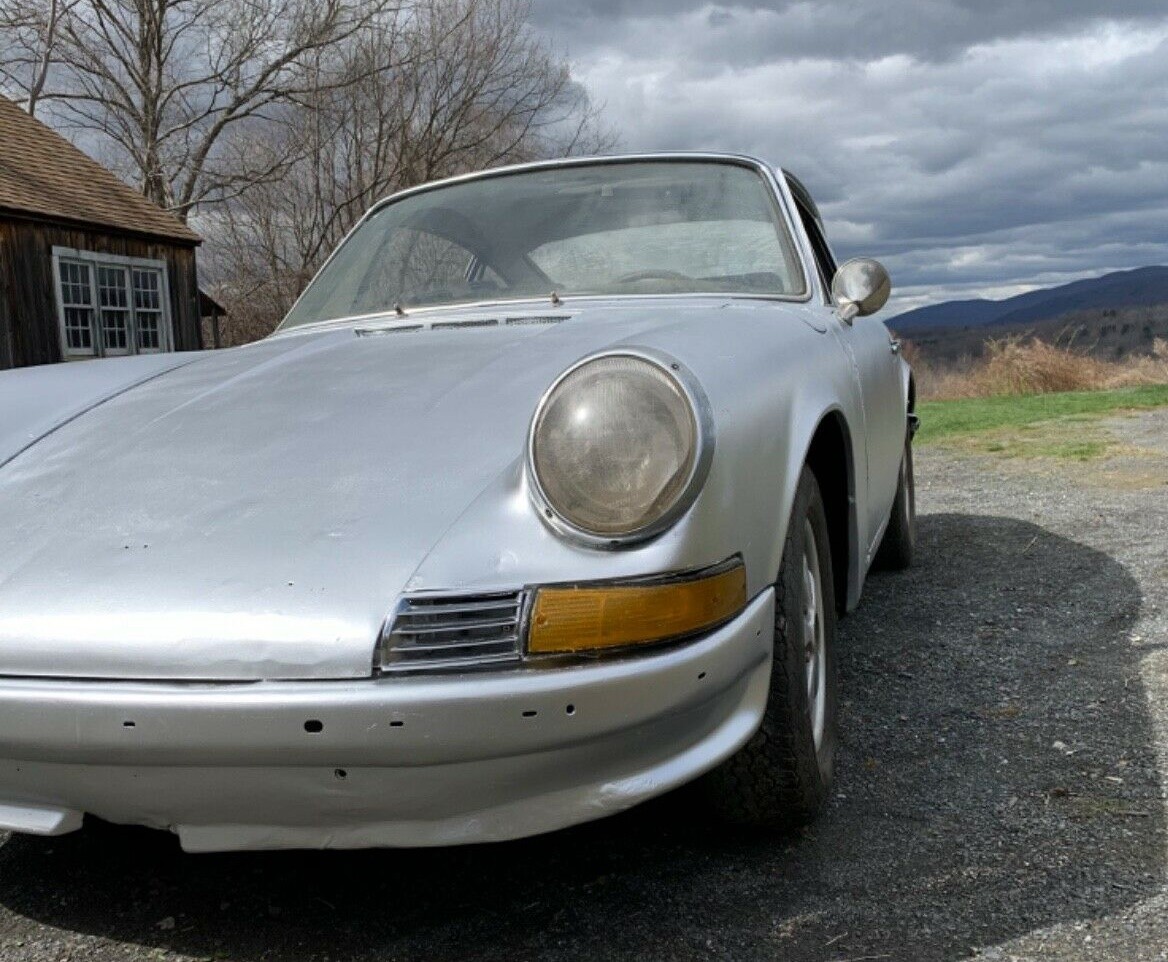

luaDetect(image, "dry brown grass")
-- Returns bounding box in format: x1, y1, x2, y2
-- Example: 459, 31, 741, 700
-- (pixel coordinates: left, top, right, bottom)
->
907, 336, 1168, 400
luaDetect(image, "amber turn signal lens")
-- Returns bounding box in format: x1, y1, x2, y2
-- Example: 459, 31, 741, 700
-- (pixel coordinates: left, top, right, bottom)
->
527, 562, 747, 655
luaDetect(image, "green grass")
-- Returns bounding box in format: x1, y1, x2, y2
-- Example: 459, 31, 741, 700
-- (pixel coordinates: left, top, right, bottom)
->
916, 384, 1168, 445
973, 434, 1110, 461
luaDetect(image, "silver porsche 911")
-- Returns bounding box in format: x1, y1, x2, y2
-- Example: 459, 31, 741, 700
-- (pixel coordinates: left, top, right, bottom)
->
0, 153, 915, 852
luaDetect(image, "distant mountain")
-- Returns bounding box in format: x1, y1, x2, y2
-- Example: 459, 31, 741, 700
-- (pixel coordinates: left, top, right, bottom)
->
890, 266, 1168, 332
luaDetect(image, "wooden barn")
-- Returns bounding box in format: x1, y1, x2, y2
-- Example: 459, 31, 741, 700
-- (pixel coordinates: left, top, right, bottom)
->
0, 95, 203, 370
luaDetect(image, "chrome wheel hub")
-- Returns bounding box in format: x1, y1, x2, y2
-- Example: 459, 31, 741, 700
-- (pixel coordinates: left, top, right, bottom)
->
801, 519, 827, 752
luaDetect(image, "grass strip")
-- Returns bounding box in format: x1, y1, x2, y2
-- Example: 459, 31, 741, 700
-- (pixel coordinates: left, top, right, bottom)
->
916, 384, 1168, 445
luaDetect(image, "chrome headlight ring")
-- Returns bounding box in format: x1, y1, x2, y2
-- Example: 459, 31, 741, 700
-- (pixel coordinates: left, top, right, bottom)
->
526, 347, 715, 549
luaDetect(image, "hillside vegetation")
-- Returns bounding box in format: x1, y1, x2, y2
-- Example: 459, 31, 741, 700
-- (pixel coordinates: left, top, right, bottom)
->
906, 335, 1168, 400
912, 338, 1168, 460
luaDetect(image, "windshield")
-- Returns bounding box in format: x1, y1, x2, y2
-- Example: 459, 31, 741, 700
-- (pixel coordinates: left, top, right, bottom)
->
281, 160, 806, 328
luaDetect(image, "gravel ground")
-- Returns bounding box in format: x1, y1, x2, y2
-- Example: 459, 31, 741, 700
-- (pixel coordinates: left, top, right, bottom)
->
1, 410, 1165, 962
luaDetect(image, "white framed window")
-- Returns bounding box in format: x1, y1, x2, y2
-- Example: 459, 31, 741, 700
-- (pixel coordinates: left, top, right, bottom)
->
57, 260, 97, 355
132, 267, 165, 351
52, 248, 174, 359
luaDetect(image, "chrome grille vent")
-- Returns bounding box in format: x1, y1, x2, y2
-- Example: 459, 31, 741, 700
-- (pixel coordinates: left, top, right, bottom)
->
355, 314, 570, 337
505, 314, 568, 326
355, 324, 424, 336
379, 591, 526, 672
431, 318, 499, 330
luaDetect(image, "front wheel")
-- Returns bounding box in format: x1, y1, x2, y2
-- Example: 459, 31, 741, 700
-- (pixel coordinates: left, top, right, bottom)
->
703, 465, 837, 828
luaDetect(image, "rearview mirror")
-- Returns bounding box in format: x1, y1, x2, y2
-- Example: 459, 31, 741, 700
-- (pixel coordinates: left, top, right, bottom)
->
831, 258, 891, 323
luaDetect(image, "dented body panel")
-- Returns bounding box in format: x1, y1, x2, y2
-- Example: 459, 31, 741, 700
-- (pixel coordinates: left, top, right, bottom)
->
0, 153, 910, 849
0, 592, 773, 851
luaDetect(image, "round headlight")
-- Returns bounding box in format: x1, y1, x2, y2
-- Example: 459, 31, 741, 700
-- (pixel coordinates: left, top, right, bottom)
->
529, 353, 712, 542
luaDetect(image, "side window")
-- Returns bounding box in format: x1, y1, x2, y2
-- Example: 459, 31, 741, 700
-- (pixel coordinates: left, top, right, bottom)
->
794, 201, 838, 298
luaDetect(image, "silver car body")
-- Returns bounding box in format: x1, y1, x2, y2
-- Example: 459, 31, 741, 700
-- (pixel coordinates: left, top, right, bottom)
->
0, 154, 910, 850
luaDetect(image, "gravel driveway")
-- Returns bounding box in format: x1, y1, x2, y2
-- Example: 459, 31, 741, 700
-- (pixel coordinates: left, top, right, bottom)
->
1, 410, 1166, 962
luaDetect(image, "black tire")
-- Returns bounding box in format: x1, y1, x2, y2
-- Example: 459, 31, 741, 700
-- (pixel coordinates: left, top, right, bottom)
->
873, 429, 916, 571
703, 465, 837, 828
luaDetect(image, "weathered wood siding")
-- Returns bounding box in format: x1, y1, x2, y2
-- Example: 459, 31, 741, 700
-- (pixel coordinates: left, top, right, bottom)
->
0, 229, 13, 370
0, 215, 201, 369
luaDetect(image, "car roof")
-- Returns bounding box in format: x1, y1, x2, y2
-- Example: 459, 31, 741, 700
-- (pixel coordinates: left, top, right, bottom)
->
368, 152, 783, 216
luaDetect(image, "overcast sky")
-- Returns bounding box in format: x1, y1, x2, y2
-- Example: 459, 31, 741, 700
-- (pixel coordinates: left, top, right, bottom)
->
532, 1, 1168, 313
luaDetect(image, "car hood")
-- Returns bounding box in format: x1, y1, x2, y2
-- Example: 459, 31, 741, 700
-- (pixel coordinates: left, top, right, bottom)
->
0, 299, 816, 680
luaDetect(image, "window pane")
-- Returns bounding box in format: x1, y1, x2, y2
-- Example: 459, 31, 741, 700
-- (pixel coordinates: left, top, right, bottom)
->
97, 266, 130, 352
64, 307, 94, 349
98, 266, 128, 307
102, 311, 130, 350
59, 261, 90, 306
530, 221, 790, 291
133, 269, 161, 309
356, 229, 480, 310
137, 313, 160, 350
58, 261, 96, 354
132, 268, 166, 351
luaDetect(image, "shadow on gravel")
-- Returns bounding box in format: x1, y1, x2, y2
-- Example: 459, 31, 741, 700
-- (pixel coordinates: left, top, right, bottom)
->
0, 514, 1160, 961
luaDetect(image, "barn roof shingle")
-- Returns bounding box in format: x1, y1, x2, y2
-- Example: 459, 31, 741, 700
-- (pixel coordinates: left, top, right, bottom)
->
0, 95, 200, 244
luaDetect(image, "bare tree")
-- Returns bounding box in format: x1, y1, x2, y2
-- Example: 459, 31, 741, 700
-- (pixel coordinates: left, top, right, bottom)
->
204, 0, 615, 341
0, 0, 399, 218
0, 0, 74, 116
0, 0, 615, 343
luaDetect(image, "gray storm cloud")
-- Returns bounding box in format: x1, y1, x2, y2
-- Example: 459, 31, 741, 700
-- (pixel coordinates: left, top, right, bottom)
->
532, 1, 1168, 311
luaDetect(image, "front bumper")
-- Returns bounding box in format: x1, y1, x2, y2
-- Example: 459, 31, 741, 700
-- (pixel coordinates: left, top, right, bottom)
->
0, 590, 774, 851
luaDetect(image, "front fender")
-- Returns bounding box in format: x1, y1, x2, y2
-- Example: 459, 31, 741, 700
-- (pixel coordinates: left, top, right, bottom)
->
410, 305, 864, 611
0, 354, 202, 470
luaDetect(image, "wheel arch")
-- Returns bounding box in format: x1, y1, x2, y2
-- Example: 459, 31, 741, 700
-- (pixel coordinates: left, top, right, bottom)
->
801, 409, 861, 616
